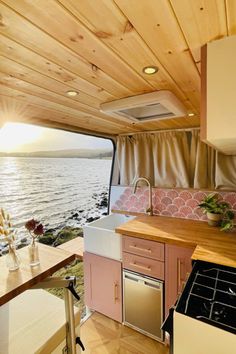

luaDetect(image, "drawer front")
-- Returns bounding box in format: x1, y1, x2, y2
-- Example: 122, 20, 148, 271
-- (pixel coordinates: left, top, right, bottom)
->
122, 235, 164, 261
123, 252, 164, 280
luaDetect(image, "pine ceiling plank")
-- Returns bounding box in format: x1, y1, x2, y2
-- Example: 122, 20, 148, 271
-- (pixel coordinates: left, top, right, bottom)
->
1, 0, 152, 93
58, 0, 166, 87
0, 94, 130, 134
0, 3, 132, 98
58, 0, 198, 114
170, 0, 227, 65
0, 55, 102, 109
0, 35, 114, 102
114, 0, 201, 110
0, 82, 142, 132
226, 0, 236, 35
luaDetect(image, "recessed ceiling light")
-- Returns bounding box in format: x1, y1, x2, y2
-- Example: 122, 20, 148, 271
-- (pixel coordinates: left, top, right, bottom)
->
66, 90, 78, 97
142, 66, 159, 75
188, 112, 195, 117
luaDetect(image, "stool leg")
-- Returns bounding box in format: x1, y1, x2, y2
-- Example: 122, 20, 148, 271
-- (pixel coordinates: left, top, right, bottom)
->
64, 287, 78, 354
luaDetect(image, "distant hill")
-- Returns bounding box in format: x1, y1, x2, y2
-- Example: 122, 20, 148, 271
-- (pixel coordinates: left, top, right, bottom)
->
0, 149, 113, 159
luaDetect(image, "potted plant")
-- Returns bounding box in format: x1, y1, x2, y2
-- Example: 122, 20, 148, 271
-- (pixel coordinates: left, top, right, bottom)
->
198, 193, 235, 230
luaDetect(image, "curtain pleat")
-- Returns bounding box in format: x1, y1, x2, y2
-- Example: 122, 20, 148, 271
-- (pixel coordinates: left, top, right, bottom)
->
152, 132, 190, 187
117, 136, 136, 185
117, 130, 236, 190
190, 130, 215, 189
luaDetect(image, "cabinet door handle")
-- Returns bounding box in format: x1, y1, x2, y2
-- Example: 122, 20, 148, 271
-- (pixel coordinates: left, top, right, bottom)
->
114, 282, 119, 303
130, 262, 151, 271
177, 258, 182, 294
129, 244, 152, 253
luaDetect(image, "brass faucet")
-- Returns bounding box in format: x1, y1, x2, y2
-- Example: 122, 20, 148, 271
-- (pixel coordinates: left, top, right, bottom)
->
133, 177, 153, 216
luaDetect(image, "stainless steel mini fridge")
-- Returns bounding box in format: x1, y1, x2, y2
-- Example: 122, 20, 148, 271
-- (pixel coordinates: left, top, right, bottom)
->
123, 270, 164, 341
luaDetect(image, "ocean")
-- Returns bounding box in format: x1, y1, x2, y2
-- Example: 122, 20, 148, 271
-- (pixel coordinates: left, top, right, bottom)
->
0, 157, 112, 243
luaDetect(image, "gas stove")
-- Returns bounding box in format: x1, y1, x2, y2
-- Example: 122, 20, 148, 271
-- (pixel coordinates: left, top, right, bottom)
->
176, 261, 236, 335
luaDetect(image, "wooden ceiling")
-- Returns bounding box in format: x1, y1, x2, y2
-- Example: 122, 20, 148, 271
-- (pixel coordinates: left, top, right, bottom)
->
0, 0, 235, 137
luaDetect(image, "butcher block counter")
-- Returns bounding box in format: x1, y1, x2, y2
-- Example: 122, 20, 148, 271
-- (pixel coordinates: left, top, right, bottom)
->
116, 215, 236, 268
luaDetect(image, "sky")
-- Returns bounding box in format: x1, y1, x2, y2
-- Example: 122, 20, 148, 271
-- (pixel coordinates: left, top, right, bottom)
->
0, 122, 112, 152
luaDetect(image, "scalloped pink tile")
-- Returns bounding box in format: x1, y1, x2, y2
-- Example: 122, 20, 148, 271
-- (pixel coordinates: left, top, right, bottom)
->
124, 200, 134, 209
186, 198, 199, 208
179, 191, 192, 201
179, 206, 192, 216
161, 196, 172, 206
173, 212, 185, 218
186, 213, 199, 220
173, 197, 185, 207
155, 204, 166, 213
139, 195, 148, 204
134, 201, 144, 210
156, 189, 167, 198
167, 190, 179, 199
224, 193, 236, 205
161, 210, 172, 216
115, 200, 123, 208
129, 195, 138, 204
193, 191, 207, 202
194, 207, 204, 218
112, 187, 236, 222
120, 193, 127, 202
124, 188, 132, 196
166, 204, 178, 213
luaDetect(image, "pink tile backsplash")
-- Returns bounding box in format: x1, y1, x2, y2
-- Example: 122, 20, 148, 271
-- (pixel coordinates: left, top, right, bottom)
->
111, 187, 236, 222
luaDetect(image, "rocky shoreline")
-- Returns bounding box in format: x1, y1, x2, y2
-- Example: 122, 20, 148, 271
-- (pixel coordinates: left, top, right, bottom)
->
0, 190, 109, 255
39, 190, 108, 247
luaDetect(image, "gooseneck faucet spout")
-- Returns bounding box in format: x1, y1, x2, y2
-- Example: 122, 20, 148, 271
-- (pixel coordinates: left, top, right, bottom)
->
133, 177, 153, 216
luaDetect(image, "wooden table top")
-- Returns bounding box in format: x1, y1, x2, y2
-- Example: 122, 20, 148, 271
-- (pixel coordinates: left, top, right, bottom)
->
57, 237, 84, 260
0, 243, 75, 306
116, 215, 236, 268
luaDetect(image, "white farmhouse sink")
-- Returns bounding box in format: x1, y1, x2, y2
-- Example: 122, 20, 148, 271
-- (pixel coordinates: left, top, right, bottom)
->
83, 213, 135, 261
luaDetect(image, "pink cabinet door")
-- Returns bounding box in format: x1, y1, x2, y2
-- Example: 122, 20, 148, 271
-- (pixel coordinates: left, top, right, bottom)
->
165, 245, 194, 317
84, 252, 122, 322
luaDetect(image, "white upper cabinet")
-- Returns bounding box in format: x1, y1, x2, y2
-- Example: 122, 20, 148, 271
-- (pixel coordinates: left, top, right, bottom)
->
201, 35, 236, 155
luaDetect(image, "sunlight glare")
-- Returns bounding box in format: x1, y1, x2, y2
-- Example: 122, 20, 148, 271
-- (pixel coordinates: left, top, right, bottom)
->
0, 123, 43, 152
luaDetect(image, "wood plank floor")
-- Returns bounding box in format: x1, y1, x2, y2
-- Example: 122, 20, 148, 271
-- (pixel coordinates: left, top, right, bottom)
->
81, 312, 169, 354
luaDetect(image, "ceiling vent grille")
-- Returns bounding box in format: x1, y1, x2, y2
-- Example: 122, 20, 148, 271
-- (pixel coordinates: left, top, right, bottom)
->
100, 91, 187, 122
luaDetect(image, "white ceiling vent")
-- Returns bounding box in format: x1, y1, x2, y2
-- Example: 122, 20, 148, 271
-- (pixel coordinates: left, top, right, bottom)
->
100, 91, 187, 122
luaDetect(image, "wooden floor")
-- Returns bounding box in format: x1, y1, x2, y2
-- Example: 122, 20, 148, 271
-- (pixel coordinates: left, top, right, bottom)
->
81, 312, 169, 354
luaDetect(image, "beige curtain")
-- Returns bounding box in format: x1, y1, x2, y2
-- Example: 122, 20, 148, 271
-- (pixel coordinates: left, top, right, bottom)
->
190, 130, 215, 189
117, 136, 136, 185
117, 130, 236, 190
151, 132, 190, 188
190, 130, 236, 189
117, 131, 190, 187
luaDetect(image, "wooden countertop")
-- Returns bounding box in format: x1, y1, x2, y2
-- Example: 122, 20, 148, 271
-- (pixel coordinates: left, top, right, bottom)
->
116, 215, 236, 268
0, 243, 75, 306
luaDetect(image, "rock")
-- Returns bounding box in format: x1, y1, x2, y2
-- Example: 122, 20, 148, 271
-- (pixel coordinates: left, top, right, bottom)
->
72, 212, 79, 218
79, 210, 84, 213
39, 232, 57, 246
86, 216, 100, 223
53, 227, 83, 247
45, 228, 56, 234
